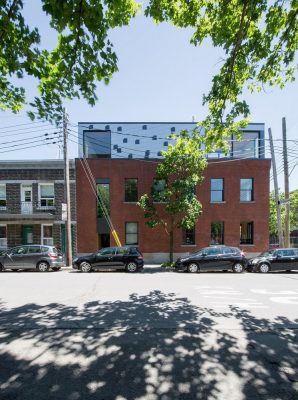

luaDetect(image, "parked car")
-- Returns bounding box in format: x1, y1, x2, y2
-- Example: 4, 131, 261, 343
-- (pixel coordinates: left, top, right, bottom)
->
175, 245, 247, 273
72, 246, 144, 272
0, 245, 64, 272
246, 248, 298, 273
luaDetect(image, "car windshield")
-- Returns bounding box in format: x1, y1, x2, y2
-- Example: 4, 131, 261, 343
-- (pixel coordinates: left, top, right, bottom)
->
258, 250, 275, 257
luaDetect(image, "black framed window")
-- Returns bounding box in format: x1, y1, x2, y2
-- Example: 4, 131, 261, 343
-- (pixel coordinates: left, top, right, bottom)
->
240, 222, 254, 244
182, 228, 195, 245
240, 178, 253, 201
97, 183, 110, 217
125, 179, 138, 202
211, 222, 224, 244
152, 179, 166, 202
211, 179, 224, 202
125, 222, 138, 245
0, 184, 6, 208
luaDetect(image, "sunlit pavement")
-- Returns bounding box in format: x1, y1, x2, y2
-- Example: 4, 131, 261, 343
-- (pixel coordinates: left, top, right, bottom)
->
0, 266, 297, 399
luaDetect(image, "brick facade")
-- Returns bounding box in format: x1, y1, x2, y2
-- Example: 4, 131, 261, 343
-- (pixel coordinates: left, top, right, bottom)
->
75, 158, 271, 261
0, 161, 76, 253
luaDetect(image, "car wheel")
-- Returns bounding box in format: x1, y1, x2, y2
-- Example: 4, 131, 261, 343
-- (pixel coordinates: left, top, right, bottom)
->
37, 261, 49, 272
187, 263, 199, 273
258, 263, 270, 273
126, 262, 138, 273
80, 261, 92, 273
233, 263, 244, 273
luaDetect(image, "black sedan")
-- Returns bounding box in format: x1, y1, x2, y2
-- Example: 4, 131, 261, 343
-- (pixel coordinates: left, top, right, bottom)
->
247, 248, 298, 273
72, 246, 144, 273
175, 245, 247, 273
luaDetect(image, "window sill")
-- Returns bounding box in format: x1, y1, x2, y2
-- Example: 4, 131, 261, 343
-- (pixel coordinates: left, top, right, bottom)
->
210, 201, 226, 204
181, 244, 196, 247
124, 201, 138, 204
240, 244, 255, 246
36, 206, 56, 210
0, 207, 7, 210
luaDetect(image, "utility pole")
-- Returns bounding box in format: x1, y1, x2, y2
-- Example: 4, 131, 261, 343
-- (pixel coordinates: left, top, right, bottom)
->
282, 117, 290, 248
269, 128, 283, 248
63, 108, 72, 266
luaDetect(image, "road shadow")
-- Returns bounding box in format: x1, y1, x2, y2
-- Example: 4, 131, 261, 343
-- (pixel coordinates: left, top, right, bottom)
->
0, 291, 297, 400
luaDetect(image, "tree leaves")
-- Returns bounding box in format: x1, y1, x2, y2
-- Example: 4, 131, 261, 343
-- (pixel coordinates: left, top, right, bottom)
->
138, 129, 207, 259
0, 0, 140, 122
146, 0, 298, 147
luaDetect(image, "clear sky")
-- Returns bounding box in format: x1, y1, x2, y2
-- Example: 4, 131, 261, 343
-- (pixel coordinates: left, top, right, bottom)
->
1, 2, 297, 192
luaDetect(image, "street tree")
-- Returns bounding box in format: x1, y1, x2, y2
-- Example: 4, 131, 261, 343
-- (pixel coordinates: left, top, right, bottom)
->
138, 129, 207, 263
0, 0, 140, 122
146, 0, 298, 150
269, 190, 298, 239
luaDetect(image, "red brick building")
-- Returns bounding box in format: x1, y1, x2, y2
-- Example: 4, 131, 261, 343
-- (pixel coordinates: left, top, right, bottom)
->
75, 157, 271, 262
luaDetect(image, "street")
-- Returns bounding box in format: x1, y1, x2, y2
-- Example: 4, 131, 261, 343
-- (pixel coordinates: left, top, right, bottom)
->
0, 267, 298, 400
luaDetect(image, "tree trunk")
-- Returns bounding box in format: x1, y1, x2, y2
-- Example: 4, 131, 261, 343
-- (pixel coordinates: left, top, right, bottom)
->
169, 229, 174, 263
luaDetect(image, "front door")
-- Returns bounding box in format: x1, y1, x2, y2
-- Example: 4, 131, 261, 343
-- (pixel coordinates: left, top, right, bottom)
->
4, 246, 28, 269
21, 185, 33, 214
21, 225, 33, 245
93, 247, 115, 269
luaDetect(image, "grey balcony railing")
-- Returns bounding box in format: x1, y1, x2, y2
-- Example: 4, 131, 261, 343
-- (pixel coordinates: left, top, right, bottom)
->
2, 201, 56, 215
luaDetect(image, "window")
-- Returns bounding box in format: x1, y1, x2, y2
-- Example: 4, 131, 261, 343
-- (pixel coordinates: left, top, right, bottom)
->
240, 178, 253, 202
211, 179, 224, 202
240, 222, 254, 245
152, 179, 166, 202
98, 247, 114, 256
232, 131, 259, 158
42, 225, 54, 246
0, 184, 6, 208
97, 183, 110, 217
125, 179, 138, 202
10, 246, 28, 255
39, 184, 55, 207
211, 222, 224, 244
125, 222, 138, 245
0, 225, 7, 248
28, 246, 42, 254
182, 228, 195, 245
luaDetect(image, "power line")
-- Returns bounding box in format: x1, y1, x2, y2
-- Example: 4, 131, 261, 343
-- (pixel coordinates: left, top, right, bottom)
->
0, 140, 61, 154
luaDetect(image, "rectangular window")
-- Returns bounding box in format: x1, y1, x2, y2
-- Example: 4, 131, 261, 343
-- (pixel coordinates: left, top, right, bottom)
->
125, 222, 138, 245
240, 178, 253, 202
42, 225, 54, 246
125, 179, 138, 202
97, 183, 110, 217
0, 225, 7, 248
240, 222, 254, 245
211, 222, 224, 244
39, 184, 55, 207
0, 184, 7, 208
211, 179, 224, 202
152, 179, 166, 202
182, 228, 195, 245
232, 131, 259, 158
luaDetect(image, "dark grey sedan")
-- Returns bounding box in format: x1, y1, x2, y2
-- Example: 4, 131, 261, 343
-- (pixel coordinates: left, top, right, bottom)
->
247, 248, 298, 273
175, 245, 247, 273
0, 245, 65, 272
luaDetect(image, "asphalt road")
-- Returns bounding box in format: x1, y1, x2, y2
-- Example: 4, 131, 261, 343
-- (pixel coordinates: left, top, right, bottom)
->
0, 266, 298, 400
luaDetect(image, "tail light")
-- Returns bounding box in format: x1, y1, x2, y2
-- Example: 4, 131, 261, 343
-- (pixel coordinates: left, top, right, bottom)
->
240, 250, 246, 257
137, 255, 143, 259
48, 252, 57, 259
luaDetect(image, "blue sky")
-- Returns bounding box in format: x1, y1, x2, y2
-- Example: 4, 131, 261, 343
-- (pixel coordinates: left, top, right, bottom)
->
1, 2, 297, 191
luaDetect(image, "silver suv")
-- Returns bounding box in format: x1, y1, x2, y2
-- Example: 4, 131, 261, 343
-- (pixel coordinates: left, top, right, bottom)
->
0, 245, 65, 272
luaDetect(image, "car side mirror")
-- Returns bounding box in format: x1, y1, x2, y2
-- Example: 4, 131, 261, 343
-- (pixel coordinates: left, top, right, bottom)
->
276, 253, 281, 258
201, 252, 207, 257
